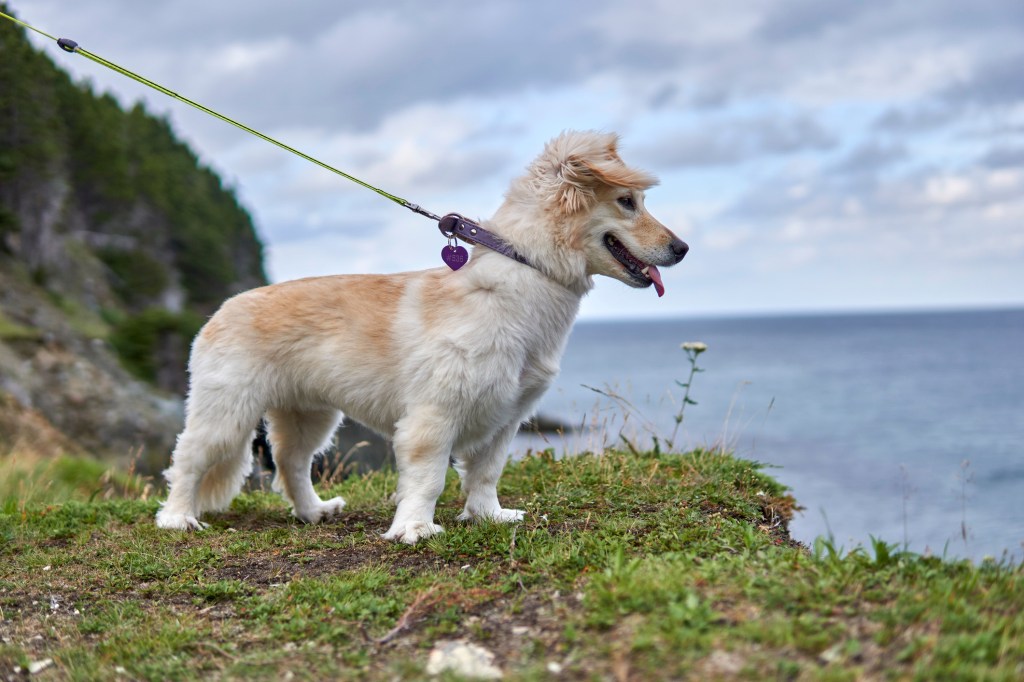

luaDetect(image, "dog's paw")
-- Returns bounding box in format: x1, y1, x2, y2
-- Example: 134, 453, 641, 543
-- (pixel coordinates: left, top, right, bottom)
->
492, 508, 526, 523
155, 510, 209, 531
457, 507, 525, 523
382, 520, 444, 544
294, 496, 346, 524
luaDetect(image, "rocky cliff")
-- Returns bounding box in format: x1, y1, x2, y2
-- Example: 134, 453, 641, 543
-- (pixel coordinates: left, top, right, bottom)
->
0, 8, 267, 470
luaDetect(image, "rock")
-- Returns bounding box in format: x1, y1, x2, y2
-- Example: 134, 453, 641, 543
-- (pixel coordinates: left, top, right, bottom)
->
0, 20, 265, 471
28, 659, 54, 675
819, 642, 845, 664
703, 650, 744, 675
0, 268, 185, 471
425, 640, 503, 679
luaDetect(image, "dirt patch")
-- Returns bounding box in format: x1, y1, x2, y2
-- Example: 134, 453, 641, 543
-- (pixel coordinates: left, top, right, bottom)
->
460, 587, 579, 663
212, 541, 461, 587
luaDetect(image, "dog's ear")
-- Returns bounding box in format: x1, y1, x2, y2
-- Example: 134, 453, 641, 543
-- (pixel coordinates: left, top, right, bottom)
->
556, 135, 658, 213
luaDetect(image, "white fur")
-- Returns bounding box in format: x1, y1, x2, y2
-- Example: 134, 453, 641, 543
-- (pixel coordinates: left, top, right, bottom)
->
155, 131, 687, 543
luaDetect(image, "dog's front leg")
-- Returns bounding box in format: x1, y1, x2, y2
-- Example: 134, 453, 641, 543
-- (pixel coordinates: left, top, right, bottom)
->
382, 406, 454, 544
454, 423, 524, 524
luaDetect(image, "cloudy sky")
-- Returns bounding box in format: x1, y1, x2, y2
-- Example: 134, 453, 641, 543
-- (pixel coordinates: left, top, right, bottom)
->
16, 0, 1024, 319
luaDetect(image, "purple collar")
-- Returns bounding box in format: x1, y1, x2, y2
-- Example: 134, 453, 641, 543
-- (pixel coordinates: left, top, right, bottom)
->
438, 214, 533, 268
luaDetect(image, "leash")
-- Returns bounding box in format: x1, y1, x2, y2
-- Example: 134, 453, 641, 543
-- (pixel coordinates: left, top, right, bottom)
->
1, 10, 534, 271
0, 9, 439, 222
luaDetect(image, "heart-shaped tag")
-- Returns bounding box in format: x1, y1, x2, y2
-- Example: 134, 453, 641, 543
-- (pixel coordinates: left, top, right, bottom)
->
441, 244, 469, 270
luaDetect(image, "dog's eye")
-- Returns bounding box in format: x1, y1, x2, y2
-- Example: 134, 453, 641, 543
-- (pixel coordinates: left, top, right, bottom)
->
617, 196, 636, 211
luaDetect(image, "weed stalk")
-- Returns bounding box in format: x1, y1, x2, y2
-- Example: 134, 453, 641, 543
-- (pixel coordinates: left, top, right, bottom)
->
667, 342, 707, 451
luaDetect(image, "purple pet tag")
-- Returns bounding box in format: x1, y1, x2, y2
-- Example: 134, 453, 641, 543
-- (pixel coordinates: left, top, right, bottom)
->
442, 244, 469, 270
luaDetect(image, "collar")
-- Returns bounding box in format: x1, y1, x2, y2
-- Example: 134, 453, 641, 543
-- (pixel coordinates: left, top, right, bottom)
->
438, 214, 533, 268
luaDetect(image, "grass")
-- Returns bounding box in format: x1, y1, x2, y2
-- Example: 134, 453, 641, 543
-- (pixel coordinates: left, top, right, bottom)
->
0, 451, 153, 513
1, 447, 1022, 680
0, 309, 40, 341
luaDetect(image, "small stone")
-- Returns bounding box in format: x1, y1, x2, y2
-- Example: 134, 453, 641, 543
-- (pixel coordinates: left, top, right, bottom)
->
28, 659, 54, 675
426, 640, 502, 679
819, 643, 844, 664
704, 650, 744, 675
546, 661, 563, 674
511, 626, 529, 636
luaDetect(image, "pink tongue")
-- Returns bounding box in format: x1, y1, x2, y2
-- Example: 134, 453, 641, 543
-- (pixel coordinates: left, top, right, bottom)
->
648, 265, 665, 297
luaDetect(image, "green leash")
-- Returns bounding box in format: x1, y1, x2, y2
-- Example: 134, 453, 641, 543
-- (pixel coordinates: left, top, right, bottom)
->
0, 10, 442, 222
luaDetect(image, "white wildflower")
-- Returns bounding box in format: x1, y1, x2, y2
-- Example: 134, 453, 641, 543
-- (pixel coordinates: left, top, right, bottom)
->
681, 341, 707, 354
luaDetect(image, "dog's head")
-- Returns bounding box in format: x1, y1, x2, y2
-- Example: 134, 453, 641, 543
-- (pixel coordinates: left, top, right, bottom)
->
517, 131, 688, 296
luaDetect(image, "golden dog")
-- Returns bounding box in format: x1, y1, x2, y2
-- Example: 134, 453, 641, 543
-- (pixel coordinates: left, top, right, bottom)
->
156, 131, 688, 543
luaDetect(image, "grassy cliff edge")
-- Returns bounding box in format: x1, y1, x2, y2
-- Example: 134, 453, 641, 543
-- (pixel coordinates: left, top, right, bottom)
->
1, 448, 1021, 680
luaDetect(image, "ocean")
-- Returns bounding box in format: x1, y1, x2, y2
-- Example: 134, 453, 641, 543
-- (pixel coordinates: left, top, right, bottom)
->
514, 308, 1024, 562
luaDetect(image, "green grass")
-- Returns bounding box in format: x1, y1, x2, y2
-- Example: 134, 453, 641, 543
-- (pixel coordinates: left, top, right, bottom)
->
0, 309, 40, 341
0, 452, 153, 514
1, 448, 1021, 680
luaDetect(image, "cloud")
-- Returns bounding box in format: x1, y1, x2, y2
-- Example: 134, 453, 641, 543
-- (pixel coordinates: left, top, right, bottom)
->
830, 140, 908, 176
980, 146, 1024, 169
724, 159, 1024, 264
941, 50, 1024, 107
756, 0, 869, 41
872, 105, 960, 134
16, 0, 1024, 316
641, 115, 837, 169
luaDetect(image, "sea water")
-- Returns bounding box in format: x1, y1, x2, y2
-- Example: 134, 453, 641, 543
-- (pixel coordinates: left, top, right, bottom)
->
515, 308, 1024, 562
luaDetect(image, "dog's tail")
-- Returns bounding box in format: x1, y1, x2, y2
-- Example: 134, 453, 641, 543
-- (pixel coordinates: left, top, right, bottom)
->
252, 418, 332, 481
252, 418, 275, 472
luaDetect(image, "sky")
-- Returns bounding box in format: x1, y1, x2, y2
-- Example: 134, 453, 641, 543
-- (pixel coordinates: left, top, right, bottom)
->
13, 0, 1024, 319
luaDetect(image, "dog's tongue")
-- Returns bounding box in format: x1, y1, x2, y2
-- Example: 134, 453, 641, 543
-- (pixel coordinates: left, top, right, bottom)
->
648, 265, 665, 297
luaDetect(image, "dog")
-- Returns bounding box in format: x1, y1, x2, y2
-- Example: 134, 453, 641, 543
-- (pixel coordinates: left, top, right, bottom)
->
155, 130, 688, 543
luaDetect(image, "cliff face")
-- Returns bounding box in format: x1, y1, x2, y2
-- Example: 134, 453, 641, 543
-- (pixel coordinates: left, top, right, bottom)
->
0, 8, 268, 469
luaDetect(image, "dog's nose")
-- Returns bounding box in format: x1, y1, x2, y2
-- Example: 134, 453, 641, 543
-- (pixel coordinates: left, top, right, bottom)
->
670, 238, 689, 262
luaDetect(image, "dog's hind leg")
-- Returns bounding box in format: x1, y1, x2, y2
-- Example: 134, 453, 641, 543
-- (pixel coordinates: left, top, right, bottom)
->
265, 408, 346, 524
454, 423, 524, 524
156, 417, 255, 530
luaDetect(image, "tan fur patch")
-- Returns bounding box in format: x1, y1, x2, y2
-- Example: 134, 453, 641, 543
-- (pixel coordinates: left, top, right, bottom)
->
248, 275, 407, 359
406, 440, 436, 464
634, 213, 674, 248
199, 315, 226, 344
585, 158, 658, 190
606, 138, 620, 158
